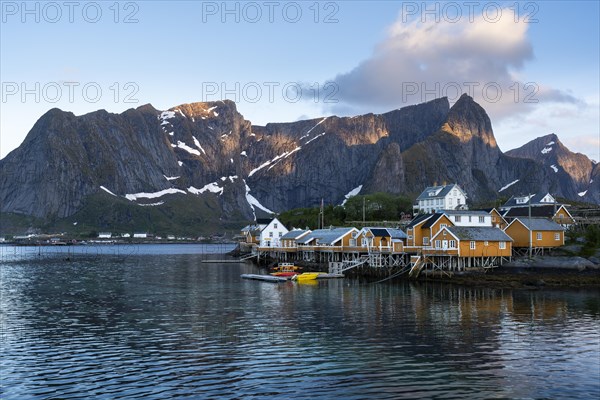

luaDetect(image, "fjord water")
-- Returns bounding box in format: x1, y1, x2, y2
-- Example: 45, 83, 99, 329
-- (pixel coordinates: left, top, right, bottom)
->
1, 245, 599, 399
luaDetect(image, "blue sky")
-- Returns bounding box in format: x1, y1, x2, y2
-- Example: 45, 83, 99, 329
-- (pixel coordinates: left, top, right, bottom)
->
1, 1, 598, 160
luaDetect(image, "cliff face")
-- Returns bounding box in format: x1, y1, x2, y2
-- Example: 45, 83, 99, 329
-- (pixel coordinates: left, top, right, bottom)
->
505, 133, 598, 203
0, 95, 597, 232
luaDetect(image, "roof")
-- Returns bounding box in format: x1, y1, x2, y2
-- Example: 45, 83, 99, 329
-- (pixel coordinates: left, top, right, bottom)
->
503, 205, 571, 219
511, 218, 565, 232
406, 214, 433, 228
298, 227, 356, 245
387, 228, 408, 240
280, 229, 310, 240
422, 213, 446, 229
502, 193, 556, 209
446, 226, 513, 242
416, 184, 464, 201
367, 228, 390, 237
363, 227, 408, 240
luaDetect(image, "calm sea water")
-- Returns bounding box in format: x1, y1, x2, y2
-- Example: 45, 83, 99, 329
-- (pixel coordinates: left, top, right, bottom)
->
1, 244, 599, 399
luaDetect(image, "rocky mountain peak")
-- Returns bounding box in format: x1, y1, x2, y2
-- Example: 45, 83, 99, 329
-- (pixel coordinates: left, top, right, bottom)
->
443, 94, 497, 148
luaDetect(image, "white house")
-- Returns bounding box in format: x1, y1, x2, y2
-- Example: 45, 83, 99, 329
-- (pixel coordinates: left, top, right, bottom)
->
259, 218, 289, 247
442, 210, 492, 227
500, 193, 557, 212
133, 233, 148, 238
414, 184, 468, 214
98, 232, 112, 239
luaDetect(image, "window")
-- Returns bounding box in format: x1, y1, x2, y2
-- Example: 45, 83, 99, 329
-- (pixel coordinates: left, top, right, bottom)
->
499, 241, 506, 249
554, 233, 560, 241
479, 216, 485, 223
536, 232, 542, 240
470, 241, 476, 250
423, 237, 429, 245
454, 216, 461, 222
408, 235, 413, 240
441, 224, 447, 229
274, 223, 278, 229
449, 198, 453, 205
449, 240, 456, 248
484, 241, 488, 246
435, 240, 441, 248
269, 232, 273, 238
279, 232, 282, 238
468, 216, 472, 222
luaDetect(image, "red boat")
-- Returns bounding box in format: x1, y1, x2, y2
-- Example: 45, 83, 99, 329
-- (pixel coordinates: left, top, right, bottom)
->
270, 263, 301, 277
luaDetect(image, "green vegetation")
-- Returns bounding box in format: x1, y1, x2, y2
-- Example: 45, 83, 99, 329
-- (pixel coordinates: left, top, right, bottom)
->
580, 225, 600, 257
278, 193, 414, 229
0, 192, 248, 237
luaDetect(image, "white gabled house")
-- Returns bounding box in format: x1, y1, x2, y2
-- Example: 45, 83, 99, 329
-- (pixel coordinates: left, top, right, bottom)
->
414, 184, 468, 214
500, 193, 557, 211
259, 217, 289, 247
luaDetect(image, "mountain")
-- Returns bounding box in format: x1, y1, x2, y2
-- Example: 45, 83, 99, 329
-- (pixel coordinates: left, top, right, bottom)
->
1, 95, 597, 234
505, 133, 598, 203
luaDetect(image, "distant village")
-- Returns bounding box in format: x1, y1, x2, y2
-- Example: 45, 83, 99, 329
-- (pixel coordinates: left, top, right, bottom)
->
239, 184, 578, 276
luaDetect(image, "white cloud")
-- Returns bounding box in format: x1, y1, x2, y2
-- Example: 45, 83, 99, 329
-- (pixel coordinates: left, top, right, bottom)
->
322, 8, 580, 122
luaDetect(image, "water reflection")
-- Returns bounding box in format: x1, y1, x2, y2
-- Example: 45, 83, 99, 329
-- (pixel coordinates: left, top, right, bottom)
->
1, 251, 598, 399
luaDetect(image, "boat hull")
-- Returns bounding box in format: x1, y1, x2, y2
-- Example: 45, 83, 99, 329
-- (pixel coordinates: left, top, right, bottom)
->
241, 274, 288, 282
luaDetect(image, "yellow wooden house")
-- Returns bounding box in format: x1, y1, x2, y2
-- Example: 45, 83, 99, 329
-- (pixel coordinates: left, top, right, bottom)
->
406, 213, 454, 251
279, 229, 311, 249
502, 205, 575, 228
504, 217, 565, 248
488, 208, 508, 229
428, 226, 513, 257
354, 227, 407, 253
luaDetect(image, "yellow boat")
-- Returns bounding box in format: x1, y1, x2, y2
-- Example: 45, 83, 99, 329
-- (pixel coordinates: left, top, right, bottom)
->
292, 272, 320, 282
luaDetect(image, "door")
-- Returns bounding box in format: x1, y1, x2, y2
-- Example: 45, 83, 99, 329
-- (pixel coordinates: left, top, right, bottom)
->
442, 240, 448, 250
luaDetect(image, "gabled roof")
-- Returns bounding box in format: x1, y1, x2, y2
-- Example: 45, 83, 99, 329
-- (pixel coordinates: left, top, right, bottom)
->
502, 193, 557, 209
503, 205, 572, 220
361, 227, 408, 240
446, 226, 513, 242
508, 217, 565, 232
416, 184, 465, 201
406, 214, 434, 228
297, 227, 357, 245
281, 229, 310, 240
368, 228, 390, 237
387, 228, 408, 240
243, 223, 267, 234
422, 213, 447, 229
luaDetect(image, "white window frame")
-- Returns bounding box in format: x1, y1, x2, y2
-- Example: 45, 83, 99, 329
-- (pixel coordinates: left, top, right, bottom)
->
423, 237, 429, 246
554, 233, 560, 241
536, 232, 542, 241
499, 241, 506, 249
449, 240, 456, 248
479, 216, 485, 223
435, 240, 441, 248
470, 241, 476, 250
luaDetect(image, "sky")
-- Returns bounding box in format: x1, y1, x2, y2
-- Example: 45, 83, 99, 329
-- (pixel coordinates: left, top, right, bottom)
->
1, 1, 599, 160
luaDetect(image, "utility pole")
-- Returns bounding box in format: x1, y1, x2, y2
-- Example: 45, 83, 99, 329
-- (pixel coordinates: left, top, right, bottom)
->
362, 197, 366, 224
528, 193, 532, 258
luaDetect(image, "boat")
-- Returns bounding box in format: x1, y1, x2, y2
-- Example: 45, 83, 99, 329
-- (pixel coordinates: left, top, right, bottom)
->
241, 274, 289, 282
316, 273, 344, 279
292, 272, 321, 282
270, 263, 301, 277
